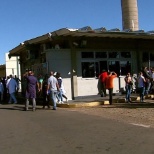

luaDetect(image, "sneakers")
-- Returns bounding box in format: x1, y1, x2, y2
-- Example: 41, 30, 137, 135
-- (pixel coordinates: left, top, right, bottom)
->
57, 101, 64, 104
25, 108, 28, 111
33, 108, 36, 112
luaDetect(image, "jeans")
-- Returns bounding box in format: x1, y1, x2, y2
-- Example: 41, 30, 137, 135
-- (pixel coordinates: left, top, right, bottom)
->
139, 87, 145, 102
26, 98, 36, 110
145, 81, 151, 95
125, 84, 132, 102
56, 89, 63, 102
101, 82, 106, 97
9, 92, 17, 103
51, 90, 58, 109
108, 88, 113, 105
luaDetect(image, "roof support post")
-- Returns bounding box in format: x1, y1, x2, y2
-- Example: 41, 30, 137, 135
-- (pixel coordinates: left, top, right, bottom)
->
70, 40, 78, 100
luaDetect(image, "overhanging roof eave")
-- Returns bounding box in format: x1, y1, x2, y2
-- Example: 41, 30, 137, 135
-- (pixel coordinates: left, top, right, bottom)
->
59, 31, 154, 40
9, 44, 25, 57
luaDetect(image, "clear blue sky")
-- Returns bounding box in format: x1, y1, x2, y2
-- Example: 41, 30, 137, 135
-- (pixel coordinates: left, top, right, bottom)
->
0, 0, 153, 64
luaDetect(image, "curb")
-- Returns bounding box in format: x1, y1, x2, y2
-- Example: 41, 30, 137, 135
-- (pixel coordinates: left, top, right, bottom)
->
56, 95, 154, 108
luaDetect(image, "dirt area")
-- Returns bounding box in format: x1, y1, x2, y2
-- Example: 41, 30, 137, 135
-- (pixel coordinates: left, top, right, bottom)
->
64, 105, 154, 128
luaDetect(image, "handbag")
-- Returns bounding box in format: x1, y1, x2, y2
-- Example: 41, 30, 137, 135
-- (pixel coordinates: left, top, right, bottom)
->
129, 81, 133, 86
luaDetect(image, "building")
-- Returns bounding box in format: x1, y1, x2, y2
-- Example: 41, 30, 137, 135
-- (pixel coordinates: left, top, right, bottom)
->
8, 27, 154, 100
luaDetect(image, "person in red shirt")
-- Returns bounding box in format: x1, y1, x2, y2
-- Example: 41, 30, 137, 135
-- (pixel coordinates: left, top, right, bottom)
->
99, 70, 108, 97
105, 71, 117, 105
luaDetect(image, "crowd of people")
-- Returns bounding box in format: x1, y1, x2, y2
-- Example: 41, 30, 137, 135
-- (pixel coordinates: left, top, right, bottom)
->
1, 66, 154, 110
98, 66, 154, 104
0, 70, 68, 111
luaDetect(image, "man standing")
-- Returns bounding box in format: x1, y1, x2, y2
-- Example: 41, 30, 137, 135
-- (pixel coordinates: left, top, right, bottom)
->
24, 70, 39, 111
47, 71, 59, 110
99, 70, 108, 97
137, 72, 146, 102
6, 75, 18, 104
105, 71, 117, 105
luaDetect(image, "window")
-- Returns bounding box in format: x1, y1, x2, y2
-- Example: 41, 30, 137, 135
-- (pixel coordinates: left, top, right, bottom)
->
108, 61, 120, 75
109, 52, 119, 58
120, 61, 131, 75
81, 51, 132, 78
142, 52, 154, 62
95, 52, 107, 58
121, 52, 131, 58
82, 62, 95, 78
81, 52, 94, 58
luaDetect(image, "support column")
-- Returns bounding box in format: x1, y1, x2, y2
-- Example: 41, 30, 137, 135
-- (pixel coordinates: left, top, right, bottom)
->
70, 40, 78, 100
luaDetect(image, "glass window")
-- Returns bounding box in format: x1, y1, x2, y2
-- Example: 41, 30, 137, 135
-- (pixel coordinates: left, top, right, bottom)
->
81, 52, 94, 58
120, 61, 131, 75
95, 52, 107, 58
108, 61, 120, 75
82, 62, 95, 78
121, 52, 131, 58
99, 61, 108, 74
109, 52, 119, 58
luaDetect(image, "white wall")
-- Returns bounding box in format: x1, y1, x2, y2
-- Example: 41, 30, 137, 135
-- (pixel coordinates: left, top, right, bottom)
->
46, 49, 124, 100
5, 53, 21, 90
46, 49, 72, 100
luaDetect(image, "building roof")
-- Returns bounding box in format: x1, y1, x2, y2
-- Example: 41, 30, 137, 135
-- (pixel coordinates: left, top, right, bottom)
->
9, 26, 154, 57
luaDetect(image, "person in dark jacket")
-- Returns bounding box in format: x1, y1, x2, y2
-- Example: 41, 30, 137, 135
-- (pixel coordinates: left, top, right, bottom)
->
42, 74, 50, 109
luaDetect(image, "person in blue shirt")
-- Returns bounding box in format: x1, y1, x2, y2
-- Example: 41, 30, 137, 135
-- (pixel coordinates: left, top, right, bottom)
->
6, 75, 18, 104
0, 78, 4, 103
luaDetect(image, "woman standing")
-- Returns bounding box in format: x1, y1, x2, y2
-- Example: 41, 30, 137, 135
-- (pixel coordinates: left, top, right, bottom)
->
124, 73, 133, 103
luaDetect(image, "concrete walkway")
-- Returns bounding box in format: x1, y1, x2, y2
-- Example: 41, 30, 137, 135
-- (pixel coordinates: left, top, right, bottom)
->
57, 93, 154, 108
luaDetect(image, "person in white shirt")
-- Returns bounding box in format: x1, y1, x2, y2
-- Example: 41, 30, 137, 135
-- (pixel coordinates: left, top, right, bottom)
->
137, 72, 146, 102
47, 71, 59, 110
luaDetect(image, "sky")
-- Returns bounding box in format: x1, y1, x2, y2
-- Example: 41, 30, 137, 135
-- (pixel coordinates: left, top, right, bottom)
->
0, 0, 154, 64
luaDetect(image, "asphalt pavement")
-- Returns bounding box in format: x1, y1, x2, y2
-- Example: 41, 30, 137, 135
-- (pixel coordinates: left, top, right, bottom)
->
0, 103, 154, 154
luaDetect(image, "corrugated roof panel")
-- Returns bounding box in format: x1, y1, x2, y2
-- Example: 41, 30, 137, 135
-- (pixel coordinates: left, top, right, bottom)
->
78, 26, 93, 32
94, 27, 107, 32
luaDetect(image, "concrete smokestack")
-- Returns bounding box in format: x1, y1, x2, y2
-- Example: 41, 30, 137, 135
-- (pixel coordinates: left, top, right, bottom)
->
121, 0, 139, 31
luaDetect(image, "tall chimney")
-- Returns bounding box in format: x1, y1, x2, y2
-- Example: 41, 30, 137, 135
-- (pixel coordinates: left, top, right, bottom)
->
121, 0, 139, 31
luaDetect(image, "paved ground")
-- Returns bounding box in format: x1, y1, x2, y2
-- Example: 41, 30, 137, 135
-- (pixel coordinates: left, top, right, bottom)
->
0, 103, 154, 154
